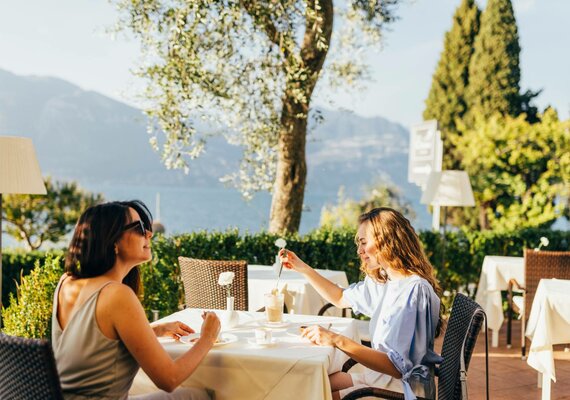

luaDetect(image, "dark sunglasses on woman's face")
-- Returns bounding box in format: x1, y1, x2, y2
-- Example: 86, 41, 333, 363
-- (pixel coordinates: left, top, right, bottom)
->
123, 220, 148, 237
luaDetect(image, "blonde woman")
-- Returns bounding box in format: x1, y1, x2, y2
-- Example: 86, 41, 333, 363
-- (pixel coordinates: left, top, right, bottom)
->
280, 207, 443, 400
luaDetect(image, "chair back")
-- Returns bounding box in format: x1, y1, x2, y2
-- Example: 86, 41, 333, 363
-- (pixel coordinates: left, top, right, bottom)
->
437, 293, 486, 400
178, 257, 249, 310
0, 334, 64, 400
523, 249, 570, 324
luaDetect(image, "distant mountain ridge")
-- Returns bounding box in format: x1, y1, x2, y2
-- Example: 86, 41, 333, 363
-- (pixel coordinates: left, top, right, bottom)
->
0, 68, 427, 224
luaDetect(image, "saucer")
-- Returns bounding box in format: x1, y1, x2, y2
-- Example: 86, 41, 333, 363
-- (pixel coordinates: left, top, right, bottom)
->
247, 337, 278, 347
180, 333, 238, 347
258, 319, 290, 329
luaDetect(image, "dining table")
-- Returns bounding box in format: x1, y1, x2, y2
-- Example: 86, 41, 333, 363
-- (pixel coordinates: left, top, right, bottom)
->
525, 278, 570, 400
474, 255, 524, 347
130, 309, 360, 400
247, 265, 349, 316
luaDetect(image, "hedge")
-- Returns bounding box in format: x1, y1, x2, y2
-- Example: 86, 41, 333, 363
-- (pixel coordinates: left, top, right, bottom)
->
2, 227, 568, 337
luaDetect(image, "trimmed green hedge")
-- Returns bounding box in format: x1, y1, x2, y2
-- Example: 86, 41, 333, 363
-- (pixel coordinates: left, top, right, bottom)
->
2, 227, 568, 337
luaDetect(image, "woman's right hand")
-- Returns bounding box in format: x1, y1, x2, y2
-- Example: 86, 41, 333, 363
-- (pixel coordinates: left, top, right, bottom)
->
279, 249, 311, 274
198, 312, 221, 345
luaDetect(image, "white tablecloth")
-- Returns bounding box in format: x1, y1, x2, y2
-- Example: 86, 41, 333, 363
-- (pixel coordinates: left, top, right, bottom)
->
526, 279, 570, 385
248, 265, 349, 315
475, 256, 524, 346
130, 309, 359, 400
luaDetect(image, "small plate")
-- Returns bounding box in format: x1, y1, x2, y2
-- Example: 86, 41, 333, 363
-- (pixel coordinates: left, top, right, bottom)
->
258, 319, 290, 328
286, 327, 309, 338
247, 337, 278, 347
180, 333, 238, 347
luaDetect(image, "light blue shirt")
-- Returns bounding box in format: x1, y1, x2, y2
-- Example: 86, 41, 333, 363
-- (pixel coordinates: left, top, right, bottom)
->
343, 275, 443, 400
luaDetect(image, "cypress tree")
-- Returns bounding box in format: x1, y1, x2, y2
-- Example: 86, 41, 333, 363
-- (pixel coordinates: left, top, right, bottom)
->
423, 0, 480, 169
466, 0, 521, 119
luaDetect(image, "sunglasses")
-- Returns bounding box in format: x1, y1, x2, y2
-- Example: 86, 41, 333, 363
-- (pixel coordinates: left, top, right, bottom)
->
123, 220, 149, 237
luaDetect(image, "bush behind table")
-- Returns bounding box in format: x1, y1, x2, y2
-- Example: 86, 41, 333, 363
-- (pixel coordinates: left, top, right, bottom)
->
2, 227, 568, 338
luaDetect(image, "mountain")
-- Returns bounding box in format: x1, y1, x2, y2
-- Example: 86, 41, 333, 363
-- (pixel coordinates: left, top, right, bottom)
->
0, 69, 428, 226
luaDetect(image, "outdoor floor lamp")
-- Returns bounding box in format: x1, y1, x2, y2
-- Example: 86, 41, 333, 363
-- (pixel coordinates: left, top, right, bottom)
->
420, 170, 475, 268
0, 136, 46, 324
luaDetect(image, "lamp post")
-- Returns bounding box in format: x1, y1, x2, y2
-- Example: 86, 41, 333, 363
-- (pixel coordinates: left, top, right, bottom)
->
0, 136, 46, 325
420, 170, 475, 268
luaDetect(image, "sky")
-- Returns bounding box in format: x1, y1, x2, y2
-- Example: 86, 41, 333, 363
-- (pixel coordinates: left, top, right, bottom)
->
1, 0, 569, 129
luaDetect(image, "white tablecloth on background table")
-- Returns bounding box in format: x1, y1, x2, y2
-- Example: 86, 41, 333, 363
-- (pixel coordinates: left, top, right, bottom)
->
474, 255, 524, 346
130, 309, 359, 400
526, 279, 570, 400
248, 265, 349, 315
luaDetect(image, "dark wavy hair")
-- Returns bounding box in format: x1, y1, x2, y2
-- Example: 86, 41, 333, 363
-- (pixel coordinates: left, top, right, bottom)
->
65, 200, 153, 295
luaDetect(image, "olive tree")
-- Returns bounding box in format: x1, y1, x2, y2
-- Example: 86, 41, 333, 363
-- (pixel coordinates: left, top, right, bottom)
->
113, 0, 400, 233
2, 178, 103, 250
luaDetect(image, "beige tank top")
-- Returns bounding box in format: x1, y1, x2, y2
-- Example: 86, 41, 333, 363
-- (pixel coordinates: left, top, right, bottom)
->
51, 277, 139, 400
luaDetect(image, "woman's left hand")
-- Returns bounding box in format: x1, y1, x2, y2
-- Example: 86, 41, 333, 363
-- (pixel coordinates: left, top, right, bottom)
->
302, 325, 338, 347
152, 321, 194, 340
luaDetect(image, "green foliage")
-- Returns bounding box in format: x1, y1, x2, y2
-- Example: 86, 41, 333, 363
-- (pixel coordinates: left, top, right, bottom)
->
455, 109, 570, 230
466, 0, 522, 119
1, 254, 63, 338
4, 228, 568, 336
423, 0, 480, 169
112, 0, 400, 233
320, 183, 416, 229
2, 177, 104, 250
1, 249, 64, 308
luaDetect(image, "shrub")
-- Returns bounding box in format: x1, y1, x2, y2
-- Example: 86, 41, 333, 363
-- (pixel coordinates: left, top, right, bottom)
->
1, 254, 63, 338
1, 250, 64, 308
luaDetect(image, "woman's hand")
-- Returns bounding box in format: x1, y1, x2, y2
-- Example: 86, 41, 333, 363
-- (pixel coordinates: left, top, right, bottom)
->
279, 249, 311, 274
151, 321, 194, 340
198, 312, 221, 346
302, 325, 339, 347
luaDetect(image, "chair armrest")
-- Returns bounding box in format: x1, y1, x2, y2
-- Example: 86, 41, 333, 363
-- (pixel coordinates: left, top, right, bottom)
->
342, 387, 431, 400
508, 278, 525, 292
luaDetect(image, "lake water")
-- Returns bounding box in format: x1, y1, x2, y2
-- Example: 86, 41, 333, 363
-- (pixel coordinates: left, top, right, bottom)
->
3, 183, 567, 249
1, 183, 433, 249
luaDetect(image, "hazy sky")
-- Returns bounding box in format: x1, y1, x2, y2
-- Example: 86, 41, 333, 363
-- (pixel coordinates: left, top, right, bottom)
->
0, 0, 568, 128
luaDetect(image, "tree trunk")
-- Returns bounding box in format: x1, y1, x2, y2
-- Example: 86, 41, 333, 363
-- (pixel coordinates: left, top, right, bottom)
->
269, 103, 309, 233
268, 0, 333, 234
478, 204, 490, 230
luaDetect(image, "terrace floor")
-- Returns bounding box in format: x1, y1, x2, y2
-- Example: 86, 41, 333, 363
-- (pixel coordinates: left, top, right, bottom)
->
433, 319, 570, 399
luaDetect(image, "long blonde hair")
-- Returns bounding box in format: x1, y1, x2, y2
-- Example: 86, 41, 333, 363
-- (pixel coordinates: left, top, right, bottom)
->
358, 207, 445, 336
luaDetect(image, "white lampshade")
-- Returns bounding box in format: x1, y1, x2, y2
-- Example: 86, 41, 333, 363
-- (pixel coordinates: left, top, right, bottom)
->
0, 136, 47, 194
420, 170, 475, 207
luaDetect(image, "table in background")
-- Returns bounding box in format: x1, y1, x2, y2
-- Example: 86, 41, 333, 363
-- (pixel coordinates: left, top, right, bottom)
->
248, 265, 349, 315
526, 278, 570, 400
475, 255, 524, 347
130, 309, 359, 400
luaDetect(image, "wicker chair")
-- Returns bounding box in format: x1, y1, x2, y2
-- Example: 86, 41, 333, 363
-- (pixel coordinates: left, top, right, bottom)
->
341, 293, 488, 400
178, 257, 249, 311
0, 334, 64, 400
506, 249, 570, 357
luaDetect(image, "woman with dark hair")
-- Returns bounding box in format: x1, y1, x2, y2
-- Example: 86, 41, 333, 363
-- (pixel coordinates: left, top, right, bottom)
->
52, 200, 220, 399
279, 207, 443, 400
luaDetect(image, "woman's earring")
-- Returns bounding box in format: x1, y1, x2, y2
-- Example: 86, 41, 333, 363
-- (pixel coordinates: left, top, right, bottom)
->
114, 246, 119, 255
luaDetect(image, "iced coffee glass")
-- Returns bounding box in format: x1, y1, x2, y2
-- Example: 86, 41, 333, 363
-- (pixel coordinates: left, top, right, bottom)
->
264, 293, 284, 323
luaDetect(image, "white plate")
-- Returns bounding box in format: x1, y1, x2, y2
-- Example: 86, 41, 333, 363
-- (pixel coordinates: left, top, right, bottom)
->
258, 319, 290, 329
286, 327, 309, 338
247, 337, 278, 347
180, 333, 238, 347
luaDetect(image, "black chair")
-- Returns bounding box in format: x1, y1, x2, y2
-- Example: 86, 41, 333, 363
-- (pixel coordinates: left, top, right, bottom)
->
0, 333, 64, 400
341, 293, 489, 400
